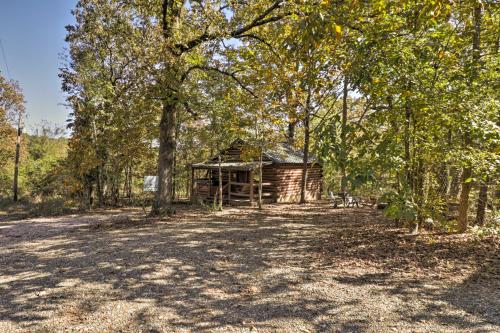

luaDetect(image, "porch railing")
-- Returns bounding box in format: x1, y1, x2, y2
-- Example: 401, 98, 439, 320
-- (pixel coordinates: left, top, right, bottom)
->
194, 180, 274, 203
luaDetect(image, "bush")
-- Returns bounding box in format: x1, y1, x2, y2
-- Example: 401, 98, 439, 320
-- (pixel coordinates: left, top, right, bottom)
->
381, 191, 417, 224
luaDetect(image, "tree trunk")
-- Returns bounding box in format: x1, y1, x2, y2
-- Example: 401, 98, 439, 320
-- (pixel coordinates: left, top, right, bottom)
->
115, 171, 120, 205
258, 148, 263, 210
218, 154, 223, 211
123, 163, 129, 198
172, 114, 180, 202
457, 4, 482, 232
172, 147, 177, 202
300, 91, 311, 204
128, 164, 132, 198
448, 166, 461, 201
88, 183, 93, 208
154, 100, 177, 215
475, 177, 489, 226
340, 78, 348, 193
186, 166, 191, 200
457, 167, 473, 232
12, 113, 22, 201
96, 164, 104, 207
404, 89, 412, 189
437, 163, 450, 197
287, 121, 296, 146
413, 158, 425, 233
250, 170, 254, 206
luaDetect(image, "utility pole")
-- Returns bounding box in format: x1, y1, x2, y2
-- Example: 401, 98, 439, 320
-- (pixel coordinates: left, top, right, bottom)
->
13, 111, 23, 201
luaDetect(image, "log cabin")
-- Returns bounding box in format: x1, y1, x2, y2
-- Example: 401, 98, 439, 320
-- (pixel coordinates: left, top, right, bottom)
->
191, 139, 322, 204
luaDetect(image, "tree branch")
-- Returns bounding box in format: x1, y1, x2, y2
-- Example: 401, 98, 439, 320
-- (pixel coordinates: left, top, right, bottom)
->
237, 33, 281, 59
183, 101, 198, 119
182, 65, 258, 98
176, 0, 287, 53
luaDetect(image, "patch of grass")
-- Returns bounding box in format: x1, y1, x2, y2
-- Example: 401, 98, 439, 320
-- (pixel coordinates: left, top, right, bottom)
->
0, 196, 82, 220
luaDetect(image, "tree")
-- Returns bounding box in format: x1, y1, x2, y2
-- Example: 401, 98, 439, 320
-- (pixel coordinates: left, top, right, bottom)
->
62, 0, 161, 207
59, 0, 499, 232
457, 3, 482, 232
149, 0, 290, 215
0, 73, 25, 200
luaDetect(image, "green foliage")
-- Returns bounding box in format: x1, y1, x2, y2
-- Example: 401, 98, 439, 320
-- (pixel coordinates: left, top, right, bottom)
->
0, 73, 24, 198
469, 224, 500, 238
381, 190, 418, 224
43, 0, 499, 232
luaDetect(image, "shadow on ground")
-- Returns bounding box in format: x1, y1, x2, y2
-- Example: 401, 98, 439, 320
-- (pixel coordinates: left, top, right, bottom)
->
0, 203, 498, 332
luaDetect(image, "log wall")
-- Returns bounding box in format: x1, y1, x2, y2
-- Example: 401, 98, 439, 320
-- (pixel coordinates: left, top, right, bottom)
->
262, 164, 323, 203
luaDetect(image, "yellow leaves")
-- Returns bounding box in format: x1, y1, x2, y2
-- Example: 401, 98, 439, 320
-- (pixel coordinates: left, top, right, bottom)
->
335, 24, 342, 40
272, 118, 282, 126
374, 0, 386, 13
438, 50, 445, 59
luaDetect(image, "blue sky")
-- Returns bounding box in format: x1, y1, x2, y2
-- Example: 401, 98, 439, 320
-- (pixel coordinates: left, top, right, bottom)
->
0, 0, 76, 133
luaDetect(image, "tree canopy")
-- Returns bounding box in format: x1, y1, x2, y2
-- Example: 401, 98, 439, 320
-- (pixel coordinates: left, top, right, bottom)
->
3, 0, 497, 233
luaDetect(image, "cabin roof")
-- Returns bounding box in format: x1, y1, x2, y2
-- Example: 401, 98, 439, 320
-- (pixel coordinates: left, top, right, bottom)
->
197, 139, 318, 166
191, 161, 272, 170
263, 142, 317, 164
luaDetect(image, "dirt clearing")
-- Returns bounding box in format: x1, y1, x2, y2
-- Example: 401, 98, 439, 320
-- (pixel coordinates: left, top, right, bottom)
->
0, 203, 498, 332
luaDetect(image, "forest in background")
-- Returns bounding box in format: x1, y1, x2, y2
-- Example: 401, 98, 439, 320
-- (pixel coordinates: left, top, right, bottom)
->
0, 0, 498, 234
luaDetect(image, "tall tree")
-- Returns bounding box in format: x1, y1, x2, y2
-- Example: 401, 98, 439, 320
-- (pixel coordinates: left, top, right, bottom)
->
0, 74, 25, 200
148, 0, 289, 215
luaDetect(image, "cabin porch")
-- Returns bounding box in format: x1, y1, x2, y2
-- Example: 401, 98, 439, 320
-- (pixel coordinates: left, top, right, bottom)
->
191, 162, 275, 205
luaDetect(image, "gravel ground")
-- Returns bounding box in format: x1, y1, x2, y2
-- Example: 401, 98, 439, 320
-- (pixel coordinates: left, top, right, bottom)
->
0, 202, 498, 333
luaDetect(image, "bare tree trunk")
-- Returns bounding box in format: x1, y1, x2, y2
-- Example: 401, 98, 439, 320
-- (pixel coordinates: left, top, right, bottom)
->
90, 117, 105, 207
172, 114, 180, 202
437, 163, 450, 197
128, 163, 132, 198
475, 177, 489, 226
88, 184, 93, 208
258, 148, 263, 210
96, 164, 104, 207
287, 121, 296, 146
448, 166, 461, 201
115, 176, 120, 205
300, 91, 311, 204
12, 113, 22, 201
404, 88, 412, 189
186, 166, 190, 200
413, 158, 425, 234
123, 162, 129, 198
340, 78, 348, 193
458, 4, 482, 232
154, 100, 177, 215
218, 154, 223, 211
458, 167, 473, 232
172, 147, 177, 202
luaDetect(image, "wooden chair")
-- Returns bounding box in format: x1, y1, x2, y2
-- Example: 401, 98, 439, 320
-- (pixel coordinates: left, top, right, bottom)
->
344, 194, 360, 208
329, 191, 344, 208
330, 191, 360, 208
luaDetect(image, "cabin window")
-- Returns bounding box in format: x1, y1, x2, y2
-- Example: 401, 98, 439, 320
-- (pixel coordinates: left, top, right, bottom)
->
235, 171, 248, 183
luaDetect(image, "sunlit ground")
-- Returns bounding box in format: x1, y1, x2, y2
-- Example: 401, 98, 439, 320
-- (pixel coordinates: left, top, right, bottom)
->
0, 203, 498, 332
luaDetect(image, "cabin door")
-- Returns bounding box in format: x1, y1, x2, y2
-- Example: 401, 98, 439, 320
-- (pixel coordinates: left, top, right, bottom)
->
234, 171, 249, 183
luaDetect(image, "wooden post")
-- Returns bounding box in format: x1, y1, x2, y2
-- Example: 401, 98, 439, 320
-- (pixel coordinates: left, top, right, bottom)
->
191, 167, 195, 202
228, 170, 231, 202
208, 169, 212, 199
250, 169, 254, 206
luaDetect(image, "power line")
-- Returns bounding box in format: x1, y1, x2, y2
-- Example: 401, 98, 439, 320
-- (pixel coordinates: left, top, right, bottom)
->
0, 39, 12, 79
